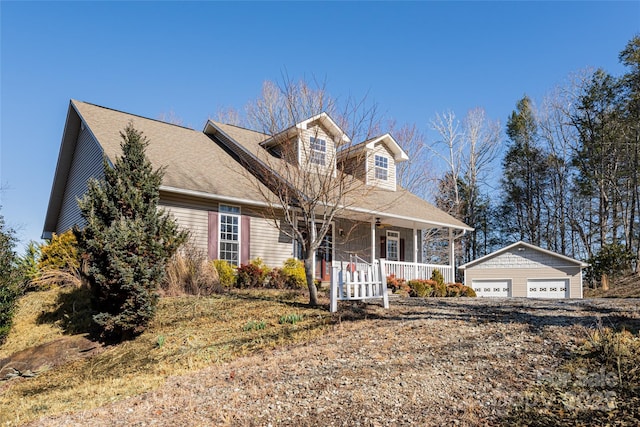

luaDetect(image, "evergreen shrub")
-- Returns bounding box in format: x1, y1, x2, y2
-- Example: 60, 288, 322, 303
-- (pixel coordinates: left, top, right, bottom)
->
281, 258, 306, 288
0, 213, 21, 345
407, 279, 435, 297
74, 123, 187, 342
213, 260, 236, 287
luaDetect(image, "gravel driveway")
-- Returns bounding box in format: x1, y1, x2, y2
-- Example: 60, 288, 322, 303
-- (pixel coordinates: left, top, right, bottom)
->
29, 297, 640, 426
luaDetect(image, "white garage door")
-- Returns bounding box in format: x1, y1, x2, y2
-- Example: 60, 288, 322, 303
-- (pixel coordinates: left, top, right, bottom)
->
527, 279, 569, 299
471, 280, 510, 297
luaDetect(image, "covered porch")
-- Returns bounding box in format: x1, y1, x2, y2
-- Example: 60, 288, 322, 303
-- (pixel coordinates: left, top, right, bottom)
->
330, 213, 470, 284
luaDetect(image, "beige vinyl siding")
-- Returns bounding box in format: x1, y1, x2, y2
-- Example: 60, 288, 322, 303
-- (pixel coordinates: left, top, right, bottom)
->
240, 206, 294, 267
159, 192, 215, 254
367, 144, 396, 191
161, 204, 209, 253
248, 215, 293, 267
56, 126, 105, 233
465, 265, 582, 298
463, 249, 583, 298
299, 124, 337, 175
334, 218, 372, 262
340, 156, 366, 181
470, 249, 577, 270
160, 193, 294, 268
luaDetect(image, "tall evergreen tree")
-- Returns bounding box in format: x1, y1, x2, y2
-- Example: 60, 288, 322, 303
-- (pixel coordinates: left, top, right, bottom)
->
500, 96, 550, 246
74, 123, 188, 342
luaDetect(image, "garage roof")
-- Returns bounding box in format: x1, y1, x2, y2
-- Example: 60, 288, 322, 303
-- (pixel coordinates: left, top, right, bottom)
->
458, 241, 590, 270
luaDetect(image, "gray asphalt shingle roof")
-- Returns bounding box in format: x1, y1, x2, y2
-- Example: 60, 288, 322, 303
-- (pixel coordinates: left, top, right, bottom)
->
71, 101, 471, 231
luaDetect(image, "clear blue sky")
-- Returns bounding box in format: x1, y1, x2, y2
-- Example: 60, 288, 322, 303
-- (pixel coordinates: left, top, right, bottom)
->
1, 1, 638, 250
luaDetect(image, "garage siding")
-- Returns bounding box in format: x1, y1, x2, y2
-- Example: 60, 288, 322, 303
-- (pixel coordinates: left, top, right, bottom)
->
464, 265, 582, 298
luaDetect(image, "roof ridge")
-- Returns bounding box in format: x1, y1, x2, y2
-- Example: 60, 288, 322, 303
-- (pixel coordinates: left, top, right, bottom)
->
208, 120, 269, 137
71, 99, 199, 132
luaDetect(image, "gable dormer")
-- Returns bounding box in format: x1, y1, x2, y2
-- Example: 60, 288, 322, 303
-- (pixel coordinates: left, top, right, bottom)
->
260, 113, 350, 175
338, 134, 408, 191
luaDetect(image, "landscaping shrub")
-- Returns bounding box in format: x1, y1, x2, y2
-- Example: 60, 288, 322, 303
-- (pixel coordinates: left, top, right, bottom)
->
16, 241, 41, 290
408, 279, 435, 297
460, 285, 477, 297
431, 269, 445, 286
428, 269, 447, 296
387, 274, 411, 295
236, 261, 268, 288
446, 282, 464, 297
163, 243, 221, 296
30, 231, 83, 290
445, 282, 475, 297
281, 258, 306, 288
266, 268, 286, 289
213, 259, 236, 287
38, 230, 79, 272
432, 282, 447, 297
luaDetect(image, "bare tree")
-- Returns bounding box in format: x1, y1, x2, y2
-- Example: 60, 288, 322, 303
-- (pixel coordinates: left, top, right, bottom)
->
387, 120, 434, 199
430, 111, 464, 217
157, 110, 185, 126
462, 108, 501, 259
539, 84, 583, 257
219, 78, 381, 306
429, 109, 501, 263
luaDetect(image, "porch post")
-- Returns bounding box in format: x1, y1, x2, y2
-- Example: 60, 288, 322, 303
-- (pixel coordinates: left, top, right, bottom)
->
413, 226, 418, 263
330, 265, 338, 312
448, 228, 455, 283
371, 220, 376, 262
412, 226, 419, 281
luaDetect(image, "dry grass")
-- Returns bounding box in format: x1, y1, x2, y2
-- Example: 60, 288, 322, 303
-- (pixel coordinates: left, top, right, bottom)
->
0, 287, 332, 426
0, 290, 66, 358
584, 273, 640, 298
162, 245, 222, 297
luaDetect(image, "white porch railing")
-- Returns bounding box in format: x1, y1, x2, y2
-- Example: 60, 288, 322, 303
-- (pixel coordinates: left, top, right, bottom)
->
330, 259, 389, 313
384, 260, 453, 283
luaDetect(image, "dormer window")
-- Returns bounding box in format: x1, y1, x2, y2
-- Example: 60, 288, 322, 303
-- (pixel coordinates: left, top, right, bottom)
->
374, 155, 388, 180
310, 137, 326, 166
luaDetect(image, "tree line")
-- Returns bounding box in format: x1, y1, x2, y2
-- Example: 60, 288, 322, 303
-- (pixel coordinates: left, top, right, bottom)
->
417, 36, 639, 286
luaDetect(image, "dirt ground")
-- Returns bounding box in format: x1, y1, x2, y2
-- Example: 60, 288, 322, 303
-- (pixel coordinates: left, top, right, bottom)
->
15, 297, 640, 426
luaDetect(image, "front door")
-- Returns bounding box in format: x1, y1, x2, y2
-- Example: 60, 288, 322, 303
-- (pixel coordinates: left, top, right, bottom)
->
296, 223, 333, 282
315, 225, 332, 281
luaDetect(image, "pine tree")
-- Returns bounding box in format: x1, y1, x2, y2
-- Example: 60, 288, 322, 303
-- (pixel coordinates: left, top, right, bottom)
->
500, 96, 550, 246
74, 123, 188, 342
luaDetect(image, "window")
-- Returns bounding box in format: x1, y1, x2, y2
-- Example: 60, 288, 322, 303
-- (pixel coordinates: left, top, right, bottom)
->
386, 230, 399, 261
219, 204, 240, 265
375, 155, 388, 180
310, 137, 326, 166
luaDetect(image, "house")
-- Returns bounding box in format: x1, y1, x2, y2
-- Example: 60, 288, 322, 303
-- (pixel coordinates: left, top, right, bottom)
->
458, 241, 589, 299
43, 100, 472, 283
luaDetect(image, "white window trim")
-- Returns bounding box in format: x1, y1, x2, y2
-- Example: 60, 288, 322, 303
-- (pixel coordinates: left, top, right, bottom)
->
219, 203, 241, 265
386, 230, 400, 261
374, 154, 389, 181
309, 136, 327, 166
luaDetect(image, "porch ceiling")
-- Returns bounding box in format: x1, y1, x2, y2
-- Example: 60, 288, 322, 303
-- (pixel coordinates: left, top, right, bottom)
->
341, 209, 470, 232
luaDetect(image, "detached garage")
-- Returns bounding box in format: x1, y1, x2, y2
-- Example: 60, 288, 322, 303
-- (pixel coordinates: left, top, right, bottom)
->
458, 241, 589, 299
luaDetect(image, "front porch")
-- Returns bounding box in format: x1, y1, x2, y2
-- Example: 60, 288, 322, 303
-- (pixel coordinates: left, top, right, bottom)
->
328, 257, 453, 312
327, 215, 464, 284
